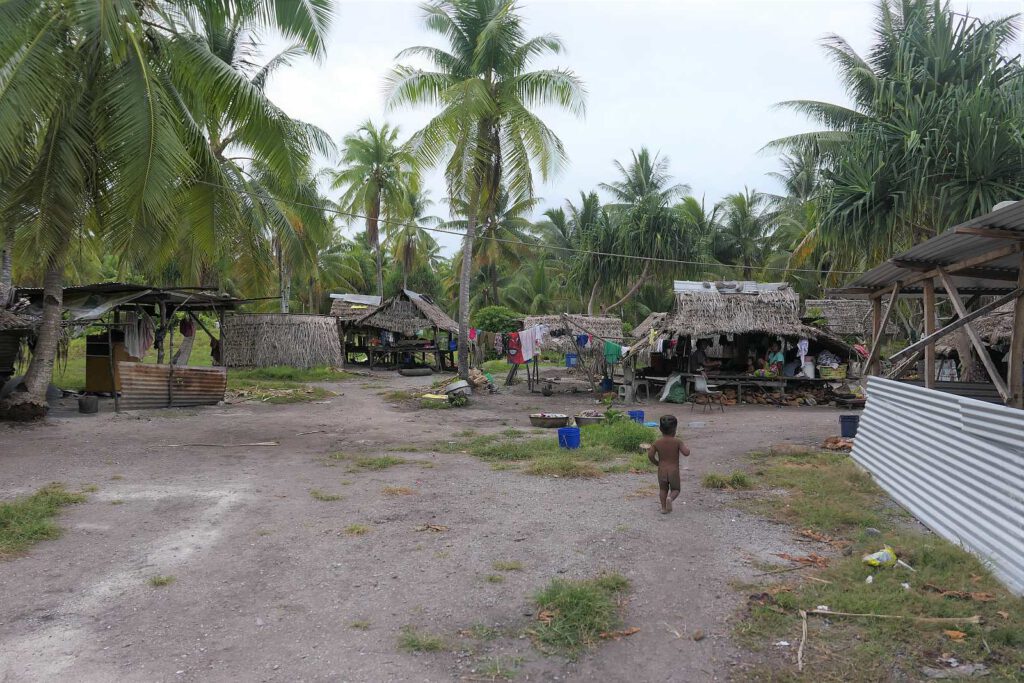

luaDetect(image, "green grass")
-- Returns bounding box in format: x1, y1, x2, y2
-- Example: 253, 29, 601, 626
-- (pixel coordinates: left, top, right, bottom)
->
0, 484, 87, 556
228, 366, 353, 383
440, 421, 657, 479
702, 471, 753, 490
736, 451, 1024, 680
309, 489, 342, 502
344, 524, 371, 536
485, 574, 505, 584
530, 573, 630, 658
464, 624, 500, 640
473, 655, 522, 680
492, 560, 523, 572
350, 620, 371, 630
397, 626, 448, 652
148, 575, 175, 587
351, 456, 406, 470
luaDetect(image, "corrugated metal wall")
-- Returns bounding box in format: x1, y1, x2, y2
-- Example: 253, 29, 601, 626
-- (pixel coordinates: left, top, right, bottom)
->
118, 362, 226, 410
853, 377, 1024, 595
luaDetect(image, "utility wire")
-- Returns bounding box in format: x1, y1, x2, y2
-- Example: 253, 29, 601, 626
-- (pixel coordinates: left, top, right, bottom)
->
193, 179, 865, 276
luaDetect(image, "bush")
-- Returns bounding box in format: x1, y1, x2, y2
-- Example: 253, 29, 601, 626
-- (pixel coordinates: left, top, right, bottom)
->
531, 573, 630, 657
471, 305, 523, 333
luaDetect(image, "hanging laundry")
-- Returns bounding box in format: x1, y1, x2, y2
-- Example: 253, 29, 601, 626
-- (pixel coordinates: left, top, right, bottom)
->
494, 333, 504, 356
577, 334, 589, 348
179, 318, 195, 338
469, 328, 477, 341
507, 332, 525, 364
603, 340, 622, 365
797, 338, 809, 364
520, 326, 536, 363
648, 329, 656, 346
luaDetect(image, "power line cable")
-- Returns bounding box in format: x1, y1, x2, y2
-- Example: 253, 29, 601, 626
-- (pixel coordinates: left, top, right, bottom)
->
193, 179, 864, 276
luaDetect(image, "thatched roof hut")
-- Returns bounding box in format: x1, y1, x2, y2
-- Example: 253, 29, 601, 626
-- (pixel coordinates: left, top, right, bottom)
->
803, 298, 895, 339
222, 313, 342, 368
522, 314, 624, 352
662, 281, 851, 351
0, 308, 38, 332
632, 312, 666, 340
358, 290, 458, 335
329, 293, 381, 324
936, 302, 1017, 356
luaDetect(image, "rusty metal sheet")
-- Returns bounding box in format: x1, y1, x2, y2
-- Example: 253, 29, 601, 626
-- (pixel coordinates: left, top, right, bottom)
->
854, 377, 1024, 595
117, 362, 226, 410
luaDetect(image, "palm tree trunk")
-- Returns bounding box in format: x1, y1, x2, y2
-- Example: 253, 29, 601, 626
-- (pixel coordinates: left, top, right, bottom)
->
605, 260, 651, 311
370, 197, 384, 298
587, 279, 600, 316
491, 268, 499, 306
0, 225, 12, 306
0, 250, 65, 420
457, 187, 483, 380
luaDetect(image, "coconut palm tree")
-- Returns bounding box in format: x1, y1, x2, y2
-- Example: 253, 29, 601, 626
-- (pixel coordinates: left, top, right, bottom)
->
0, 0, 332, 419
386, 0, 586, 378
387, 188, 443, 289
714, 189, 777, 279
329, 121, 417, 299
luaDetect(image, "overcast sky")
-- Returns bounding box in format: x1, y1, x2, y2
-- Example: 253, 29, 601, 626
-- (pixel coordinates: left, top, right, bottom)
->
264, 0, 1022, 253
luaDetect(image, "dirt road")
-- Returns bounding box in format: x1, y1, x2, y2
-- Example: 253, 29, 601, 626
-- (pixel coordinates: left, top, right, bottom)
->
0, 372, 844, 682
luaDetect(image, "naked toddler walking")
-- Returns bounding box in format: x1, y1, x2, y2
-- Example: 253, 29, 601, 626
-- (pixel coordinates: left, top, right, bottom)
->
647, 415, 690, 513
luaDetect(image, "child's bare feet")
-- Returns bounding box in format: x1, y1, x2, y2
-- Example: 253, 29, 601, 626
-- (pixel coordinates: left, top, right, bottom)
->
665, 498, 672, 513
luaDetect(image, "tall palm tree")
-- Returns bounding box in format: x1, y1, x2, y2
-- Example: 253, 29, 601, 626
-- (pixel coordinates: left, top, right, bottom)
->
0, 0, 332, 418
714, 188, 777, 279
329, 121, 417, 298
387, 188, 443, 289
386, 0, 586, 379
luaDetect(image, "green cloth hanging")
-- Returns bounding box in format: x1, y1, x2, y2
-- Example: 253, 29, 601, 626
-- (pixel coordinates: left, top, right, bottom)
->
603, 340, 622, 364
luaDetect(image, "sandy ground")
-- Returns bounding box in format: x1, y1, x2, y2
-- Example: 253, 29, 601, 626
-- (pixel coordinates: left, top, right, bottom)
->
0, 370, 849, 682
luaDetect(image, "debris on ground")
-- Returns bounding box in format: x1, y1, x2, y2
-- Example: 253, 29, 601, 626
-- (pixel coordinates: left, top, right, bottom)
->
822, 436, 854, 451
920, 662, 989, 679
798, 529, 850, 549
862, 545, 897, 568
413, 524, 448, 533
775, 552, 829, 568
923, 584, 997, 602
943, 629, 967, 640
691, 629, 705, 641
598, 627, 640, 640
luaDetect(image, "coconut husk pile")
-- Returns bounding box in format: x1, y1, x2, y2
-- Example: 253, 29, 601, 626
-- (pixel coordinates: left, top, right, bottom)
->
468, 368, 490, 389
692, 384, 840, 407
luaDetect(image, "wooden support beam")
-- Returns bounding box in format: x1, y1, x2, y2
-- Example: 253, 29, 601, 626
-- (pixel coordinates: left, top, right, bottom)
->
922, 279, 936, 388
888, 288, 1024, 364
1008, 254, 1024, 409
870, 296, 883, 376
866, 283, 899, 375
936, 269, 1011, 402
898, 242, 1023, 291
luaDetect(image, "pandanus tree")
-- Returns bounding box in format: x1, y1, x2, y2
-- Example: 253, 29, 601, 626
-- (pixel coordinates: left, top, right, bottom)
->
386, 0, 586, 379
0, 0, 332, 419
329, 121, 417, 298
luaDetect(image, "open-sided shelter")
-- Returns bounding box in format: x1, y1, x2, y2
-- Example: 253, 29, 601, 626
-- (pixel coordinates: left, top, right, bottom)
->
329, 293, 382, 365
356, 290, 459, 370
832, 199, 1024, 407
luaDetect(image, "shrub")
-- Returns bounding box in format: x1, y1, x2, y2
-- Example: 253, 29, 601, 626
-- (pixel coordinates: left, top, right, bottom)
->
471, 305, 523, 333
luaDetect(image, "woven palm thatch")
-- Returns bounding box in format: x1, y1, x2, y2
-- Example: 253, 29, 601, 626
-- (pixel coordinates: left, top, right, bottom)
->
0, 308, 38, 332
803, 299, 896, 339
936, 302, 1018, 355
330, 294, 381, 324
632, 312, 666, 340
664, 281, 851, 351
358, 290, 458, 335
222, 313, 342, 368
523, 314, 624, 353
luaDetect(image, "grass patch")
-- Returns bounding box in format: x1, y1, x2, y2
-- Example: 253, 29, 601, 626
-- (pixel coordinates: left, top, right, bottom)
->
0, 483, 87, 557
148, 575, 175, 587
525, 455, 602, 478
344, 524, 371, 536
530, 573, 630, 658
464, 624, 500, 640
736, 450, 1024, 679
485, 574, 505, 584
350, 620, 371, 630
110, 499, 125, 505
382, 389, 418, 402
492, 560, 523, 572
397, 626, 448, 652
310, 489, 342, 502
352, 456, 406, 471
382, 486, 415, 496
80, 484, 99, 493
702, 471, 753, 490
420, 398, 452, 409
229, 366, 353, 383
474, 655, 522, 680
109, 474, 124, 481
747, 451, 890, 534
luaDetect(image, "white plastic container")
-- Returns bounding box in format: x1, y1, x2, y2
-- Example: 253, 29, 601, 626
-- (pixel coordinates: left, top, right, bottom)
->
802, 361, 816, 379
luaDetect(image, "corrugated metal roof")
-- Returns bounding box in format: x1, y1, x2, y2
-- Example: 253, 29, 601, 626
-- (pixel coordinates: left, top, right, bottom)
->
328, 293, 381, 306
673, 280, 791, 294
853, 377, 1024, 595
835, 200, 1024, 297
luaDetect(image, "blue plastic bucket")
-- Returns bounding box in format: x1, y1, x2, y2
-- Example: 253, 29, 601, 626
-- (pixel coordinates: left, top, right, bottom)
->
557, 427, 581, 449
839, 414, 860, 438
565, 353, 578, 368
449, 339, 457, 351
628, 410, 645, 423
600, 377, 615, 391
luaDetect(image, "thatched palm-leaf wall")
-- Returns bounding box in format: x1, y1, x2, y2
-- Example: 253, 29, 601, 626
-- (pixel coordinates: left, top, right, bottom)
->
330, 294, 381, 323
803, 299, 896, 339
223, 314, 342, 368
523, 314, 624, 353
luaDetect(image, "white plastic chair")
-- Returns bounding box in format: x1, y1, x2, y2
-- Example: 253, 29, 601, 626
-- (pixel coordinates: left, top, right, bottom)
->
692, 372, 725, 413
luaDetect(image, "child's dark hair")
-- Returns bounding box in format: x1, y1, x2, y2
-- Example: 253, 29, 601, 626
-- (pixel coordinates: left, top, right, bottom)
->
659, 414, 678, 436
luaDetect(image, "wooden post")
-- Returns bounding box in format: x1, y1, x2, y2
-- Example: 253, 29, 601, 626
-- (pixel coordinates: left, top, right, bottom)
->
870, 296, 882, 376
922, 278, 936, 389
156, 301, 167, 365
1008, 254, 1024, 408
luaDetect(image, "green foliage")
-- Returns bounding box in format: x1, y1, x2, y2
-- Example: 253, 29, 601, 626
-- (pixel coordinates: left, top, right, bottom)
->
309, 489, 342, 502
148, 575, 175, 587
531, 573, 630, 658
351, 456, 406, 470
0, 484, 86, 556
397, 626, 448, 653
702, 472, 753, 490
471, 306, 523, 333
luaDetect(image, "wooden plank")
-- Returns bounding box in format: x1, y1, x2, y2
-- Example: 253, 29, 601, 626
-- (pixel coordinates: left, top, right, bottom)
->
954, 226, 1024, 240
866, 283, 899, 374
1008, 254, 1024, 408
889, 288, 1023, 363
870, 296, 882, 375
923, 278, 936, 389
936, 269, 1010, 402
898, 242, 1024, 291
